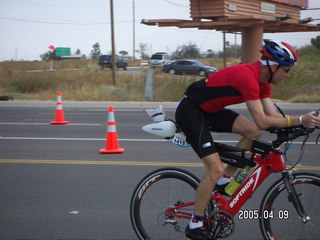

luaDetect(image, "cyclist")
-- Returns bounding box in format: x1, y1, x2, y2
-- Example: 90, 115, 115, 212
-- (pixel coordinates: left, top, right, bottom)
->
175, 39, 320, 240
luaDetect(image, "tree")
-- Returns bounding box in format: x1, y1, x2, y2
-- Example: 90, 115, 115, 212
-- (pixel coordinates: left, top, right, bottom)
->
172, 42, 200, 59
119, 50, 128, 56
215, 44, 241, 58
90, 42, 101, 60
311, 36, 320, 49
207, 49, 215, 58
139, 43, 149, 59
40, 50, 57, 61
76, 49, 81, 54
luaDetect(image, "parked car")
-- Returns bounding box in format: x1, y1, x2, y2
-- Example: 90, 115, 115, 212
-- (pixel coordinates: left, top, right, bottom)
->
149, 52, 173, 66
162, 60, 217, 77
98, 55, 128, 70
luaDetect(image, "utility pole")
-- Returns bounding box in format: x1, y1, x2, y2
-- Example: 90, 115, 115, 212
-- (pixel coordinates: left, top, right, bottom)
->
234, 32, 237, 58
223, 31, 226, 68
110, 0, 116, 85
133, 0, 136, 59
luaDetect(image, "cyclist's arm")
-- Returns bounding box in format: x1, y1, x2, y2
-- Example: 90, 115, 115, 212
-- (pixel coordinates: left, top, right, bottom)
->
260, 98, 283, 118
261, 98, 320, 128
246, 99, 296, 129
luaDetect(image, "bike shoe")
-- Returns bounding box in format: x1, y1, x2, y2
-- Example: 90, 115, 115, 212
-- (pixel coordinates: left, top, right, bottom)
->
185, 225, 214, 240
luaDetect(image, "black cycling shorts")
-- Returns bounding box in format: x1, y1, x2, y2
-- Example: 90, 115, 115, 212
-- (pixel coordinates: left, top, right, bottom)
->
175, 96, 239, 159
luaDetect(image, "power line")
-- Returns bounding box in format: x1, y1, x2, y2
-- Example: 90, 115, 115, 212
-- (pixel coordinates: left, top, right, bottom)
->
0, 16, 131, 25
1, 16, 316, 44
162, 0, 188, 8
0, 0, 105, 9
264, 33, 320, 40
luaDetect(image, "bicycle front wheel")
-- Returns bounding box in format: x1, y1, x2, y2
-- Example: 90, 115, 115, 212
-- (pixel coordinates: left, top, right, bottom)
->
130, 167, 200, 240
259, 172, 320, 240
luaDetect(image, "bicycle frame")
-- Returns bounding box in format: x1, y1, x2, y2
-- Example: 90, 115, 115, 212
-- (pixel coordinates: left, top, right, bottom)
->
166, 148, 287, 219
213, 150, 286, 216
134, 109, 320, 239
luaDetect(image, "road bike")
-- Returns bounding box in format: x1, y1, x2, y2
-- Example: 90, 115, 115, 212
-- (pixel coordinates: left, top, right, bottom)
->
130, 110, 320, 240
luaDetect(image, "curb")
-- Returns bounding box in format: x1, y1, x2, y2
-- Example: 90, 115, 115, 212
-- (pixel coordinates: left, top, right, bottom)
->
0, 101, 319, 109
0, 100, 179, 108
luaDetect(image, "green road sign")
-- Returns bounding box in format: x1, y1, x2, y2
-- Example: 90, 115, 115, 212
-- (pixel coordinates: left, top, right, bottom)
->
56, 47, 71, 56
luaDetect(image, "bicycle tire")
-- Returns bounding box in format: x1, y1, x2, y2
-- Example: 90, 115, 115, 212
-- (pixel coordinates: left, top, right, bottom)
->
259, 172, 320, 240
130, 167, 200, 240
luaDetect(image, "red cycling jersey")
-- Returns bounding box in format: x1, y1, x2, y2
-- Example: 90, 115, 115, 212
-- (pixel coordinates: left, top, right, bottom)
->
185, 61, 271, 113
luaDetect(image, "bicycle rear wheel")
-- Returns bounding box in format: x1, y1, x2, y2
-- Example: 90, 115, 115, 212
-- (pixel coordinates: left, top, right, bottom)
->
130, 168, 200, 240
259, 172, 320, 240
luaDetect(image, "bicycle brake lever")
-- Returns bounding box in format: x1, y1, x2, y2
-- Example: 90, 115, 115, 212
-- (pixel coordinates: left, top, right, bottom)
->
274, 103, 286, 118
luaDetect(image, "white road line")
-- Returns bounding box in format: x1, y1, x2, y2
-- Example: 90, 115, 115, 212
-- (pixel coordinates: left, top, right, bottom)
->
0, 122, 101, 126
0, 136, 164, 141
0, 136, 317, 145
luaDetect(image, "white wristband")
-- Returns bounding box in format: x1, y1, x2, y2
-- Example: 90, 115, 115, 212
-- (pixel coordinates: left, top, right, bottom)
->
298, 115, 303, 125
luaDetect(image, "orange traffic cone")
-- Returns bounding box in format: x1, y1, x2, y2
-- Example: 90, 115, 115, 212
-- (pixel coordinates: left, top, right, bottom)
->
50, 91, 70, 125
99, 106, 125, 154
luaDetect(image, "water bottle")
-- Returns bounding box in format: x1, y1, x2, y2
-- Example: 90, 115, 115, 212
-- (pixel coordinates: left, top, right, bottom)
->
225, 165, 251, 196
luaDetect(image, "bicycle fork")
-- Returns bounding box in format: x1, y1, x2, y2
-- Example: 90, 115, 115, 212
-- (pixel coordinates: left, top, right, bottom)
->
282, 171, 310, 223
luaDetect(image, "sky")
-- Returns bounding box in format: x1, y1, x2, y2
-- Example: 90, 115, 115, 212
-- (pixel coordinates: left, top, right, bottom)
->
0, 0, 319, 61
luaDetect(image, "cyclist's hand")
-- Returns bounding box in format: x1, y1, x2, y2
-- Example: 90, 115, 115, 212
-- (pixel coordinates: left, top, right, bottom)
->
301, 110, 320, 128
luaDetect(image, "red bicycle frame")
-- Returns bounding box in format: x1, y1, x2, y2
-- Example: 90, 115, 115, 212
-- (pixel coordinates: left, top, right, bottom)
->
214, 150, 286, 216
166, 149, 287, 219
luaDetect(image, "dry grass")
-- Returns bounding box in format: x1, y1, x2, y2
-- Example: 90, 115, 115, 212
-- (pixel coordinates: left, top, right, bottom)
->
289, 94, 320, 103
0, 57, 319, 102
0, 59, 147, 101
153, 74, 199, 101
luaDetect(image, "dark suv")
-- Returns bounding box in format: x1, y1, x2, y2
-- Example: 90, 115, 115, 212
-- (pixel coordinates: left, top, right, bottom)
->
98, 55, 128, 70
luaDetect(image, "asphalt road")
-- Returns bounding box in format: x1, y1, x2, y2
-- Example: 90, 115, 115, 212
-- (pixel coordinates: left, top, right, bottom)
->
0, 101, 319, 240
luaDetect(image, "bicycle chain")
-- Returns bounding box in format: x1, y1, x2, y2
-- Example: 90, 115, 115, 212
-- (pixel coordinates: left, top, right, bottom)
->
208, 210, 234, 238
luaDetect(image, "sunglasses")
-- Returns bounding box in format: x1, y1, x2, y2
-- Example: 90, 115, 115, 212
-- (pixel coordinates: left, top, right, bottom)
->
282, 67, 291, 73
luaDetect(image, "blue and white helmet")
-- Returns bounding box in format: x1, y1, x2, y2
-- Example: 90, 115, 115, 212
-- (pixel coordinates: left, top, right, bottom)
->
260, 39, 298, 66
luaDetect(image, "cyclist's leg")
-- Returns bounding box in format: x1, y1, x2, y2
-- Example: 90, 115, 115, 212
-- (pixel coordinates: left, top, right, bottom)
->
226, 114, 261, 175
231, 114, 262, 146
176, 97, 226, 239
206, 109, 261, 175
176, 100, 221, 199
194, 153, 224, 217
176, 97, 217, 158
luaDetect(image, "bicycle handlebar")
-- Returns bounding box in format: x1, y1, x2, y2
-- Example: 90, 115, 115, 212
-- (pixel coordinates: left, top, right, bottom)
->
267, 109, 320, 148
267, 126, 318, 148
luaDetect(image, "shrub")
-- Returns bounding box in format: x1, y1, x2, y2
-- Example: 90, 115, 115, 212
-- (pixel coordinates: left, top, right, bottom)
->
9, 74, 58, 93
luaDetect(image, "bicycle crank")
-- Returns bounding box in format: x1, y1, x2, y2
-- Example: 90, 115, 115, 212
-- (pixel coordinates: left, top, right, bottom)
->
208, 210, 234, 238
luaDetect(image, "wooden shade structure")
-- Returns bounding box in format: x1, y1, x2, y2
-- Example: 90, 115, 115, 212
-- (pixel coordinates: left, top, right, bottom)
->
142, 0, 320, 63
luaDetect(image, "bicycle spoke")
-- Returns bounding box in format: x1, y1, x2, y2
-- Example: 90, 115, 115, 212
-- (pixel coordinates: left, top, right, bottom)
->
130, 168, 199, 240
260, 173, 320, 240
139, 178, 193, 238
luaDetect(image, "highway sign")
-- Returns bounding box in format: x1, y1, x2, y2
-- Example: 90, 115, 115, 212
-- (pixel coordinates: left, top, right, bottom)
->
56, 47, 71, 56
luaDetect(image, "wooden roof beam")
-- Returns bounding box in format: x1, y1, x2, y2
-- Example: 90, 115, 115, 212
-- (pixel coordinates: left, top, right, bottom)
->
176, 19, 265, 29
141, 18, 320, 32
141, 19, 191, 26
